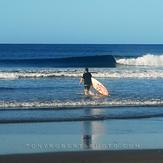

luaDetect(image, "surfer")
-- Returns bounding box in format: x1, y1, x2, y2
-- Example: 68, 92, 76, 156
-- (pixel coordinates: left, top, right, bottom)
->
80, 68, 93, 96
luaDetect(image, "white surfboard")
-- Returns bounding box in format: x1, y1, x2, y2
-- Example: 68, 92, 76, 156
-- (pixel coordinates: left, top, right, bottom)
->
91, 78, 109, 96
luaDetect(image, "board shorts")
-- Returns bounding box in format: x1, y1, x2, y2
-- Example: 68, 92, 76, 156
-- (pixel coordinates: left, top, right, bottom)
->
84, 85, 91, 90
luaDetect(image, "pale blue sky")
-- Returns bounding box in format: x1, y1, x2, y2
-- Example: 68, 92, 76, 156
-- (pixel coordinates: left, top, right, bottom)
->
0, 0, 163, 44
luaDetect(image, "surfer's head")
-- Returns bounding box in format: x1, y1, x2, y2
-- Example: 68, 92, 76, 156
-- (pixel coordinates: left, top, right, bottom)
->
85, 67, 89, 72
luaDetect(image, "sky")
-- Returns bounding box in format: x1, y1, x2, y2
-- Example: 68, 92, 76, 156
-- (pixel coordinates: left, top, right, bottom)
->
0, 0, 163, 44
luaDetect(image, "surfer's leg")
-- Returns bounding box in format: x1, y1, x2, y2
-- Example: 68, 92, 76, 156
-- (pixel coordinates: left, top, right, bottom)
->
89, 85, 94, 96
84, 85, 89, 96
84, 89, 89, 96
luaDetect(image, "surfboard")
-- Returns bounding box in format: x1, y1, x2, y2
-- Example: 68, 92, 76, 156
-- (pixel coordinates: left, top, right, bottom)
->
91, 78, 109, 96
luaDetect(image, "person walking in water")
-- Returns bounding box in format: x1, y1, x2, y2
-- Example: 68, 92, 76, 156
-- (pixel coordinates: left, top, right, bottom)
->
80, 68, 92, 96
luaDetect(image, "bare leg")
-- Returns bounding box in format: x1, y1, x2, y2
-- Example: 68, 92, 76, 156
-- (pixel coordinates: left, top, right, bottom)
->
89, 85, 94, 96
84, 89, 89, 96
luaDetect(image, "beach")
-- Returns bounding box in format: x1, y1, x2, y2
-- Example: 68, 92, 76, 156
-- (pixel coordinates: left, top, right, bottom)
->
1, 0, 163, 160
0, 116, 163, 162
0, 44, 163, 162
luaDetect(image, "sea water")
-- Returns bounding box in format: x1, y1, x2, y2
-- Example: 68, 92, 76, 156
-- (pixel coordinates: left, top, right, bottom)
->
0, 44, 163, 154
0, 44, 163, 112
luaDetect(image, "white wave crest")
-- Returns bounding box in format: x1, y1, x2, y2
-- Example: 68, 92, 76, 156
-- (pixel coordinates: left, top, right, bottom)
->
0, 99, 163, 109
116, 54, 163, 66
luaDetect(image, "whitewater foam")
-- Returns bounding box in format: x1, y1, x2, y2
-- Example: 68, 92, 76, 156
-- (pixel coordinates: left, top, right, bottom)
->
116, 54, 163, 67
0, 99, 163, 109
0, 68, 163, 79
1, 54, 163, 79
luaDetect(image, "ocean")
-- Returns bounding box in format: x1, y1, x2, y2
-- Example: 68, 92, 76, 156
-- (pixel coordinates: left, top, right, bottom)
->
1, 44, 163, 155
0, 44, 163, 122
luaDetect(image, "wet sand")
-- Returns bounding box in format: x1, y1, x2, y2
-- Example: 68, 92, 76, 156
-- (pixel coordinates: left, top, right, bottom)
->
0, 115, 163, 162
0, 149, 163, 163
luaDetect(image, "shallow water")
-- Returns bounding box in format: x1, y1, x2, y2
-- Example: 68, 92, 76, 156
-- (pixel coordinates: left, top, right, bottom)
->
0, 75, 163, 110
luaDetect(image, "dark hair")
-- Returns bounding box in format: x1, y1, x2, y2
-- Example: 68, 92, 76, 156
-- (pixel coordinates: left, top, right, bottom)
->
85, 67, 89, 72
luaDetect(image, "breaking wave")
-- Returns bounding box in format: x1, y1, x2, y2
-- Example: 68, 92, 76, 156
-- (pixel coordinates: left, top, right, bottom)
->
0, 55, 116, 68
116, 54, 163, 67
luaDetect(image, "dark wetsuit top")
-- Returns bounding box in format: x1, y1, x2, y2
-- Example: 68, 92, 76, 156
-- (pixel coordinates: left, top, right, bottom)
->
82, 72, 92, 87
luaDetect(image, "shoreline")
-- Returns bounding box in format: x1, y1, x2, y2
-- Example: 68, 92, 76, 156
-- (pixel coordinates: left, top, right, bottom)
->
0, 149, 163, 163
0, 106, 163, 124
